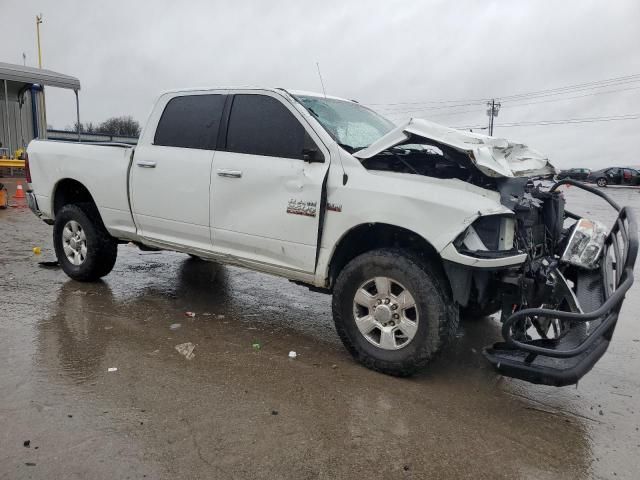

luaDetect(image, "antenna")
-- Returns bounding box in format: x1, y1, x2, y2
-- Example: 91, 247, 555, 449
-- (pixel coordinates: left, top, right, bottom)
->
316, 62, 327, 98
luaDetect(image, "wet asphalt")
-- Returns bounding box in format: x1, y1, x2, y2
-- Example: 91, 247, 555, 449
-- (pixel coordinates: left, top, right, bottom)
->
1, 178, 639, 479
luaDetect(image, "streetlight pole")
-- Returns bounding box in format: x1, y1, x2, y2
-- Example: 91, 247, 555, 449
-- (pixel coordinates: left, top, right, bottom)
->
36, 14, 43, 68
35, 14, 47, 139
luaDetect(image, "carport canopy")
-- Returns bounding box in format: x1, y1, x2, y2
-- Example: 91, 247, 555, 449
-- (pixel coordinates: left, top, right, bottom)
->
0, 62, 80, 90
1, 62, 82, 153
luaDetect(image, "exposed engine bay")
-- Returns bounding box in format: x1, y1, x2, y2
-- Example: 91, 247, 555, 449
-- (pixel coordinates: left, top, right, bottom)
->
360, 141, 497, 190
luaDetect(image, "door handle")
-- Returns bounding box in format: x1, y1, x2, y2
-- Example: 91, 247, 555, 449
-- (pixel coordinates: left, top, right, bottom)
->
137, 161, 157, 168
217, 169, 242, 178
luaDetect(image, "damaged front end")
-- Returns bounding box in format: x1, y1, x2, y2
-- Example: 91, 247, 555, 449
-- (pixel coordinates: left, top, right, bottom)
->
355, 121, 637, 386
482, 180, 637, 386
443, 178, 637, 386
445, 177, 636, 386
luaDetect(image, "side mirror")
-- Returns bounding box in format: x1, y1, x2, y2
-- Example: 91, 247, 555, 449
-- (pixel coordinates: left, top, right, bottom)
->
302, 148, 323, 163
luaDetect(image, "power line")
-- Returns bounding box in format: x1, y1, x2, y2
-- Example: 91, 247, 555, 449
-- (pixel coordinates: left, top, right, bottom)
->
499, 85, 640, 109
498, 74, 640, 102
369, 73, 640, 111
380, 84, 640, 117
452, 113, 640, 130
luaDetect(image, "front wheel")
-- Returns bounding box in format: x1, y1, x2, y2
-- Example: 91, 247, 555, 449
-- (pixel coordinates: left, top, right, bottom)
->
332, 249, 458, 376
596, 177, 607, 187
53, 203, 118, 281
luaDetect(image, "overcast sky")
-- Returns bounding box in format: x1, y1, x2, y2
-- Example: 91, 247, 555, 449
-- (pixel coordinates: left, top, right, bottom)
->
2, 0, 639, 169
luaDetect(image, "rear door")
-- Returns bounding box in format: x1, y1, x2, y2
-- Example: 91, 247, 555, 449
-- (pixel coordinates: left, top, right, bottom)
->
210, 92, 330, 275
606, 168, 622, 184
130, 93, 226, 251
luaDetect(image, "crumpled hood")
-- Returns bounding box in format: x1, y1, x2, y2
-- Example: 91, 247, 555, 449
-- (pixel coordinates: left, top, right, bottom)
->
353, 118, 556, 178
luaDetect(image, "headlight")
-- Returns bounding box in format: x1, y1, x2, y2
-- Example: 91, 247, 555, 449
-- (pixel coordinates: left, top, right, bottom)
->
458, 215, 515, 252
561, 218, 608, 269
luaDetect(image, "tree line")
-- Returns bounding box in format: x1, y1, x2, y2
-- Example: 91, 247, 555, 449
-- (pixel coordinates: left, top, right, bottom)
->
65, 116, 141, 138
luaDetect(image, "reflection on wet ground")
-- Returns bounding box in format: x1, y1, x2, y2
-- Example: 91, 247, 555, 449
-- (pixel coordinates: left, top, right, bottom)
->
1, 179, 638, 479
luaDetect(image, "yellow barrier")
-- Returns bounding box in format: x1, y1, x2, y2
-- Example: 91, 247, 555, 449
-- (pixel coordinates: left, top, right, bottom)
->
0, 159, 26, 168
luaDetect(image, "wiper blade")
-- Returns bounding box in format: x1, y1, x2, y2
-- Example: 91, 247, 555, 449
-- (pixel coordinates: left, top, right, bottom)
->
338, 143, 357, 153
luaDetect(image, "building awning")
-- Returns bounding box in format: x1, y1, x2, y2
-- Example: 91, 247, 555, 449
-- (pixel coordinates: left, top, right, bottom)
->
0, 62, 80, 90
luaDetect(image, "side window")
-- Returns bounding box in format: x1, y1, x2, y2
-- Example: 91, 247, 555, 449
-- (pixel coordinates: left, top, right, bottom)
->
154, 94, 226, 149
225, 94, 308, 159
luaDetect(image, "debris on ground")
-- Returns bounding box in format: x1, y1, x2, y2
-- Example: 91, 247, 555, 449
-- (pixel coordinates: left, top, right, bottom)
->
288, 351, 297, 359
252, 342, 261, 351
169, 323, 181, 330
107, 367, 118, 372
23, 440, 30, 447
175, 342, 196, 360
271, 410, 278, 415
32, 247, 41, 255
202, 312, 212, 316
184, 311, 196, 318
38, 260, 59, 268
104, 326, 113, 330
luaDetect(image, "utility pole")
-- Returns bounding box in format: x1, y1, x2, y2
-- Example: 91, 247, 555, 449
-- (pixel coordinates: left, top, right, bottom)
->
36, 14, 43, 68
486, 99, 501, 136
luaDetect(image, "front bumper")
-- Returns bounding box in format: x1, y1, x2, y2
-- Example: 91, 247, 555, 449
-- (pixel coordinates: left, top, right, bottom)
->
483, 180, 638, 386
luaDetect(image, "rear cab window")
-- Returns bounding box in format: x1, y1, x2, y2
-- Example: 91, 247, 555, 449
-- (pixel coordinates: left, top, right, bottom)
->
154, 94, 226, 150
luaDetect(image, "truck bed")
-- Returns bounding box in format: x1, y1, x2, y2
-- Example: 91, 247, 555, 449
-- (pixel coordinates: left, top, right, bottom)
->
27, 140, 137, 239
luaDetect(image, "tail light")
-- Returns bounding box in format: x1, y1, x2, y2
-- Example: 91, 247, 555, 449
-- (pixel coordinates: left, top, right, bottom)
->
24, 152, 32, 183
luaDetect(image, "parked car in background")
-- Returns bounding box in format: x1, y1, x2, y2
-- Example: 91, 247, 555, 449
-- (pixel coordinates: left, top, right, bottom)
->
587, 167, 640, 187
556, 168, 590, 181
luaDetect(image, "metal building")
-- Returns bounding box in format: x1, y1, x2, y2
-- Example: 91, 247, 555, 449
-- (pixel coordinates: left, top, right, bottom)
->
0, 61, 80, 158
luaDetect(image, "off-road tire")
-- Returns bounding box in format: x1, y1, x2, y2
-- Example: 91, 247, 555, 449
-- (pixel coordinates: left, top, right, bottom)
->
53, 202, 117, 281
332, 248, 459, 376
596, 177, 607, 187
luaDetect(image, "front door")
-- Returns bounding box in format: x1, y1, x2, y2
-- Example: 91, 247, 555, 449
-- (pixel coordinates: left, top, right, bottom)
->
210, 92, 330, 274
130, 93, 226, 251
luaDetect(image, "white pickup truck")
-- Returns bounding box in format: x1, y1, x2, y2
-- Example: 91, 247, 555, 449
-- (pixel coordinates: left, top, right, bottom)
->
26, 87, 637, 386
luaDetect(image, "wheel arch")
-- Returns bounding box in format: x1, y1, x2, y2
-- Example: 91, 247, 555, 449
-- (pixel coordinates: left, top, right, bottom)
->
326, 223, 449, 292
52, 178, 97, 217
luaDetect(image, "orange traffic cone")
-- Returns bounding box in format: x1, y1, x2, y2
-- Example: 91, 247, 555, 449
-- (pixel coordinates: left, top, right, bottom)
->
14, 183, 26, 199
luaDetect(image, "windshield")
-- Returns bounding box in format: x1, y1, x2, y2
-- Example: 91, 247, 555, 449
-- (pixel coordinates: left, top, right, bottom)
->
295, 95, 395, 151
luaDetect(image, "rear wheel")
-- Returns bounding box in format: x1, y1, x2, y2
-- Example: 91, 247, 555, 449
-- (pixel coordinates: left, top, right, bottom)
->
53, 203, 117, 281
596, 177, 607, 187
332, 249, 458, 376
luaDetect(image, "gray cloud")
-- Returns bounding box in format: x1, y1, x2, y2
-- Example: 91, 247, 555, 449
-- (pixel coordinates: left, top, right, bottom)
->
2, 0, 639, 168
